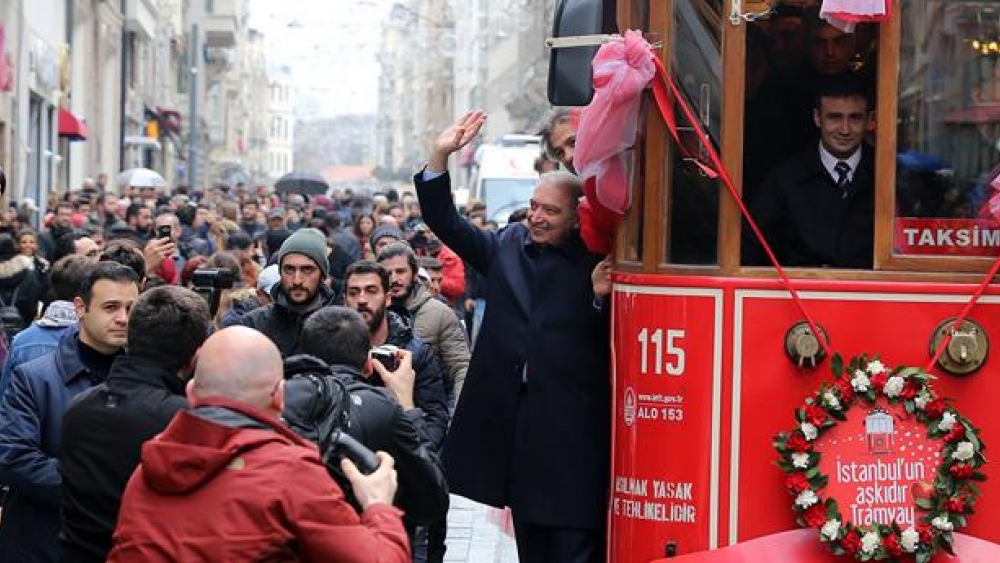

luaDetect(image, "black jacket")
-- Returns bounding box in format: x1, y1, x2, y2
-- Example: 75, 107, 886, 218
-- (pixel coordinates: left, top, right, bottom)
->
743, 144, 875, 268
58, 355, 188, 563
281, 355, 449, 525
239, 283, 337, 357
416, 172, 611, 529
384, 310, 450, 451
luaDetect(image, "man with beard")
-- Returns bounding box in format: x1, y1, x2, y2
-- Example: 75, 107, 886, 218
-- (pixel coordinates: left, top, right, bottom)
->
240, 228, 336, 356
342, 261, 449, 452
38, 202, 76, 262
375, 243, 465, 563
377, 242, 468, 407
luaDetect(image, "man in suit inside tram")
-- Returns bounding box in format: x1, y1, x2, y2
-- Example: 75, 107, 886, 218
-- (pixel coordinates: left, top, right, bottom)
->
743, 72, 875, 269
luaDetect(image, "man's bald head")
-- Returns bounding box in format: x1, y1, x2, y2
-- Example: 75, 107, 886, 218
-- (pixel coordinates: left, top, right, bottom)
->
189, 327, 284, 413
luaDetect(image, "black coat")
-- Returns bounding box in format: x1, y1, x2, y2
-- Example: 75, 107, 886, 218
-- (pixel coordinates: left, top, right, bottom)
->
415, 172, 611, 529
282, 355, 449, 525
383, 310, 450, 451
58, 355, 188, 563
743, 144, 875, 268
239, 283, 337, 357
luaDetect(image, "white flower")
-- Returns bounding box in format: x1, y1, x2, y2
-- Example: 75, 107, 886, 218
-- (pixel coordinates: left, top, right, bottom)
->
791, 453, 811, 469
851, 370, 871, 392
820, 519, 841, 542
795, 489, 818, 508
801, 422, 818, 441
884, 376, 906, 398
822, 391, 841, 411
939, 412, 958, 432
932, 515, 954, 531
915, 394, 931, 409
900, 527, 920, 552
860, 531, 881, 554
867, 360, 887, 374
952, 441, 976, 461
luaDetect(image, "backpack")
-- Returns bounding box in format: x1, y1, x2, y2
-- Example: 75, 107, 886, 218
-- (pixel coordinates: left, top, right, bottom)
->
0, 286, 26, 340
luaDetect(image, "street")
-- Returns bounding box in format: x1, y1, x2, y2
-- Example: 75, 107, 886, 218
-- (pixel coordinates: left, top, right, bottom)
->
444, 495, 519, 563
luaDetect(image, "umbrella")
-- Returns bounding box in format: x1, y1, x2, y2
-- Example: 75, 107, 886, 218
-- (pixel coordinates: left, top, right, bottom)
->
117, 168, 166, 189
274, 171, 329, 195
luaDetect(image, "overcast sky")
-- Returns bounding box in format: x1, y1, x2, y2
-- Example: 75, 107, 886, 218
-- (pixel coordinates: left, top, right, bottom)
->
249, 0, 393, 119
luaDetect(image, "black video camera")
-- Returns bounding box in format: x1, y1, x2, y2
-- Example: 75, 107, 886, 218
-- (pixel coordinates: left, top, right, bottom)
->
192, 268, 236, 317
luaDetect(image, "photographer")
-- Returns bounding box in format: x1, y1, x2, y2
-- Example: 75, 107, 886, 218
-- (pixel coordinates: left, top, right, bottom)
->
283, 306, 448, 528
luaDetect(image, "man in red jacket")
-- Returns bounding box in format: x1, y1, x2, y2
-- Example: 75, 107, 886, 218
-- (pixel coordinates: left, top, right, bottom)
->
108, 326, 410, 563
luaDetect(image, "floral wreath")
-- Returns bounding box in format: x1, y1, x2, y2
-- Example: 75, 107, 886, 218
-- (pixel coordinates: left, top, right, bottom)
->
774, 354, 987, 563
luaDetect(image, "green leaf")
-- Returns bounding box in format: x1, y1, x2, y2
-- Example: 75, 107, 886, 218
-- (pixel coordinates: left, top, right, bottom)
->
916, 551, 932, 563
831, 354, 844, 377
897, 367, 921, 379
940, 532, 955, 555
915, 497, 934, 510
826, 498, 840, 519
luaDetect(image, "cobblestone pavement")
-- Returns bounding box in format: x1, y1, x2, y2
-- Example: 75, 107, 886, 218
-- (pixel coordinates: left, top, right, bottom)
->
444, 495, 519, 563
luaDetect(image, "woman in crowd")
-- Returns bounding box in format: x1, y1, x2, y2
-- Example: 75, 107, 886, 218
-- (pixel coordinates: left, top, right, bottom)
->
0, 233, 46, 328
355, 213, 376, 259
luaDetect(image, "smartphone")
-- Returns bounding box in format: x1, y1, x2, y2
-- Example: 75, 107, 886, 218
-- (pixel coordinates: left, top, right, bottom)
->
157, 225, 172, 240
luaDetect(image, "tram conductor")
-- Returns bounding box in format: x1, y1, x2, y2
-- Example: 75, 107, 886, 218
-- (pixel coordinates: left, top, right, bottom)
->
743, 73, 875, 269
415, 111, 612, 563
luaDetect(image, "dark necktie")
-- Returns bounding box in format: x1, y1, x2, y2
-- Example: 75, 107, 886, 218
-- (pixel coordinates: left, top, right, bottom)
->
834, 161, 851, 198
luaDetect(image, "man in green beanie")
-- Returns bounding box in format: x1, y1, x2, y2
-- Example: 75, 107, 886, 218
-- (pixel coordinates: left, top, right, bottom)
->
239, 228, 337, 357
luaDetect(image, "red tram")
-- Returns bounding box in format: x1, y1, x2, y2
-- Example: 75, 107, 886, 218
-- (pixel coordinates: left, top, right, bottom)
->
549, 1, 1000, 561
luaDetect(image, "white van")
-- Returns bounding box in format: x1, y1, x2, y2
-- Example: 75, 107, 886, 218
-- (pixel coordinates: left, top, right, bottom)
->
471, 134, 541, 225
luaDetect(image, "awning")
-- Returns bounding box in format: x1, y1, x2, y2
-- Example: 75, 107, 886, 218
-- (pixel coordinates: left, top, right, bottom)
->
57, 108, 88, 141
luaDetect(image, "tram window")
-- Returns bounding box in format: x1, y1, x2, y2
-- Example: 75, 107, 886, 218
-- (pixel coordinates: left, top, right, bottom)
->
741, 4, 879, 269
667, 0, 722, 265
894, 0, 1000, 258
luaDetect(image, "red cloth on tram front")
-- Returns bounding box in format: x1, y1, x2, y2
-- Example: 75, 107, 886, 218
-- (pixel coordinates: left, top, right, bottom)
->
647, 529, 1000, 563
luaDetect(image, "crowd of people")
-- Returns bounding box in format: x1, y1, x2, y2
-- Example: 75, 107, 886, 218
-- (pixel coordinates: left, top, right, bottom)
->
0, 97, 618, 563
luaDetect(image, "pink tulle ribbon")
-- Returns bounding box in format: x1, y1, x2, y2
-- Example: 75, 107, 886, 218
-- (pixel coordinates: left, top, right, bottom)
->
821, 0, 892, 32
575, 30, 656, 215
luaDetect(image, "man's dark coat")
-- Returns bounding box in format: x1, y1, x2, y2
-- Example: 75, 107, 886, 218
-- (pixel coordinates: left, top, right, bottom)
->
743, 144, 875, 268
415, 172, 610, 529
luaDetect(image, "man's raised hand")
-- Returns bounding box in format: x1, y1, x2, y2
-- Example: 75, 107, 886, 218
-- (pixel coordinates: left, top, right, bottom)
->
428, 111, 486, 172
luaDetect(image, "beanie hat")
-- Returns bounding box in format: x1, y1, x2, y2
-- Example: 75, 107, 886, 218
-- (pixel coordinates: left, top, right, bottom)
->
277, 228, 330, 278
369, 224, 404, 253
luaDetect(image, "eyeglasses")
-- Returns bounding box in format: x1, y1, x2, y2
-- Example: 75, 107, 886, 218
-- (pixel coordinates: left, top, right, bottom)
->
281, 264, 318, 276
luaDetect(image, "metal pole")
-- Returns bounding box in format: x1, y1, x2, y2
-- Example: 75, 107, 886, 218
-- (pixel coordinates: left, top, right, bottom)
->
187, 23, 199, 189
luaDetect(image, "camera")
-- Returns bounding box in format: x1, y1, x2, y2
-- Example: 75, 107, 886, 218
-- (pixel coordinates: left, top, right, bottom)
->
192, 268, 236, 317
156, 224, 172, 240
370, 345, 400, 372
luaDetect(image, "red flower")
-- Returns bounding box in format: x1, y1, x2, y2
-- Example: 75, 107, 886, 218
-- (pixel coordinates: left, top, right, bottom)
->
869, 372, 888, 392
949, 463, 974, 479
786, 433, 812, 453
785, 473, 811, 494
924, 399, 946, 420
900, 379, 921, 400
945, 497, 966, 513
834, 378, 854, 402
883, 532, 903, 557
802, 504, 826, 528
804, 405, 828, 427
841, 529, 862, 555
917, 522, 934, 544
945, 423, 966, 443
